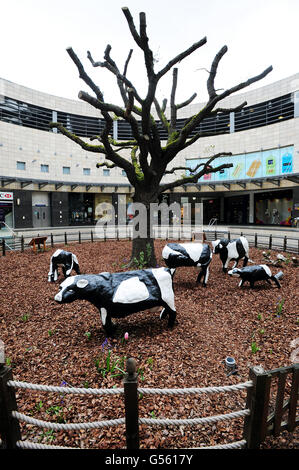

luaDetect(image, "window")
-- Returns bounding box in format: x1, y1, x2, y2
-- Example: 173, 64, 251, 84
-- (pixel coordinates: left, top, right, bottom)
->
41, 164, 49, 173
103, 169, 110, 176
122, 170, 126, 176
63, 166, 71, 175
16, 161, 26, 170
83, 168, 91, 175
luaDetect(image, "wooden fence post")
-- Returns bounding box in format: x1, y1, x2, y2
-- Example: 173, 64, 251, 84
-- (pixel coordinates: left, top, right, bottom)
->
0, 363, 22, 448
283, 235, 287, 252
123, 358, 139, 449
243, 366, 272, 449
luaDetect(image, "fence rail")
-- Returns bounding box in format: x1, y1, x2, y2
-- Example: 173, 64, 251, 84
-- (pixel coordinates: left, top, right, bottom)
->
0, 359, 297, 450
1, 226, 299, 255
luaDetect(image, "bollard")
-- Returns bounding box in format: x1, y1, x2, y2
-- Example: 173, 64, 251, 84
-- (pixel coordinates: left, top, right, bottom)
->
21, 236, 24, 253
0, 363, 22, 448
91, 230, 94, 243
51, 233, 54, 248
79, 231, 81, 244
123, 358, 139, 449
2, 239, 5, 256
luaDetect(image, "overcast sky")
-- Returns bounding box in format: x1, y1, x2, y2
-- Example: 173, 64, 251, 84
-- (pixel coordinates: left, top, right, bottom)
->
1, 0, 299, 106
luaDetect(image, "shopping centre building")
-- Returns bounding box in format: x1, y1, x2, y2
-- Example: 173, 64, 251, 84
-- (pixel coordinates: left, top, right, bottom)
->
0, 74, 299, 230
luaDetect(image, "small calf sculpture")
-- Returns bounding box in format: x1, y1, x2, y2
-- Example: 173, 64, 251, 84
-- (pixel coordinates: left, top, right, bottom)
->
228, 265, 282, 289
48, 249, 80, 282
54, 267, 176, 335
212, 236, 250, 273
162, 242, 212, 286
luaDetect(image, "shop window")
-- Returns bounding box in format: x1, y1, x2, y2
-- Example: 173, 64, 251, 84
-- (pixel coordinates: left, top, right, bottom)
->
63, 166, 70, 175
16, 161, 26, 170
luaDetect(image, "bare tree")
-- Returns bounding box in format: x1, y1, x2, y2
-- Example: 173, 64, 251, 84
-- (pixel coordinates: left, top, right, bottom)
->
50, 7, 272, 267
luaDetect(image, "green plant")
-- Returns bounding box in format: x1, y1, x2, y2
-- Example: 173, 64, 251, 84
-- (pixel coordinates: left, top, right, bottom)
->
276, 298, 285, 316
257, 313, 263, 321
46, 405, 65, 423
5, 357, 12, 366
48, 329, 55, 337
133, 243, 152, 269
35, 400, 44, 412
147, 357, 154, 370
39, 429, 55, 443
21, 314, 29, 322
251, 341, 260, 354
95, 350, 126, 378
259, 329, 265, 335
84, 331, 91, 340
137, 367, 145, 381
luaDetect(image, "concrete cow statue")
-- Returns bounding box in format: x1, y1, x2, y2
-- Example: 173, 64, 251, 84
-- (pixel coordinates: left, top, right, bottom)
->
48, 249, 80, 282
228, 265, 282, 289
54, 267, 176, 335
162, 242, 212, 286
212, 236, 250, 273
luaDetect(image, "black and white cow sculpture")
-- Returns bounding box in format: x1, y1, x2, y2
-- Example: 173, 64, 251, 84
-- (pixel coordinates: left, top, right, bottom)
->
48, 249, 80, 282
228, 265, 282, 289
54, 268, 176, 335
212, 236, 250, 273
162, 242, 212, 286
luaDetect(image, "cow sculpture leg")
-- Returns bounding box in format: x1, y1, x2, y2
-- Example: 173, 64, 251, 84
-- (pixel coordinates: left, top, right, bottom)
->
271, 275, 281, 288
160, 307, 177, 327
196, 266, 209, 287
243, 256, 249, 267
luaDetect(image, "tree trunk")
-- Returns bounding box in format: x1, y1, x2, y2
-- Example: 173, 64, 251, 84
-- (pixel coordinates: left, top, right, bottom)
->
129, 189, 158, 268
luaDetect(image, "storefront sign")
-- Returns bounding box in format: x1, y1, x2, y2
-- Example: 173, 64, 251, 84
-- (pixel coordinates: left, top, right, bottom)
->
0, 191, 13, 202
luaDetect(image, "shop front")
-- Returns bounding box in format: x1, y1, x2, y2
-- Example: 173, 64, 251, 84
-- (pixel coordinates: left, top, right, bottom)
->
0, 191, 14, 231
255, 189, 293, 226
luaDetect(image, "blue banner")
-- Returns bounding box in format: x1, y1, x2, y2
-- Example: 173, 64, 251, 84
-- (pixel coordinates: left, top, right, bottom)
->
186, 145, 294, 182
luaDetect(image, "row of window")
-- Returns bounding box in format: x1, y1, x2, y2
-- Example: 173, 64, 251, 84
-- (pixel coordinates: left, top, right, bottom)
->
0, 93, 294, 139
15, 161, 126, 177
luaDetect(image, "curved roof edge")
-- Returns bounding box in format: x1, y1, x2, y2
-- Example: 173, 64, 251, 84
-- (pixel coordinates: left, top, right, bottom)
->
1, 73, 299, 119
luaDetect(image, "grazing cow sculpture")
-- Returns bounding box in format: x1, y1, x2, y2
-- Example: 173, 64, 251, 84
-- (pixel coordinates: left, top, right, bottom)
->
54, 267, 176, 335
48, 249, 80, 282
162, 242, 212, 286
212, 236, 250, 273
228, 265, 282, 289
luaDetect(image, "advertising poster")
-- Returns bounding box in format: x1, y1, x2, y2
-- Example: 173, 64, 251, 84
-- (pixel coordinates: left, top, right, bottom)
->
186, 145, 293, 182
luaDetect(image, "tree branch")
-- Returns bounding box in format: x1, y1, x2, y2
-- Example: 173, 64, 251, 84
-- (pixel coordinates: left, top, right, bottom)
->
158, 152, 233, 194
156, 37, 207, 80
207, 45, 228, 99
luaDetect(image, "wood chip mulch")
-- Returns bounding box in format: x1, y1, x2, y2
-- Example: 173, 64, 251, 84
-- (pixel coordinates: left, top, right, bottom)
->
0, 239, 298, 450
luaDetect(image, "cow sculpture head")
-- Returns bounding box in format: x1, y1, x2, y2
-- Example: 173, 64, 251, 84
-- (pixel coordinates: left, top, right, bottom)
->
54, 275, 98, 304
211, 240, 222, 254
227, 268, 242, 277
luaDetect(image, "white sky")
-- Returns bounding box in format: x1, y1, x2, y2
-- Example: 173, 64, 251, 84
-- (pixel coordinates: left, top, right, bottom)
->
1, 0, 299, 106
